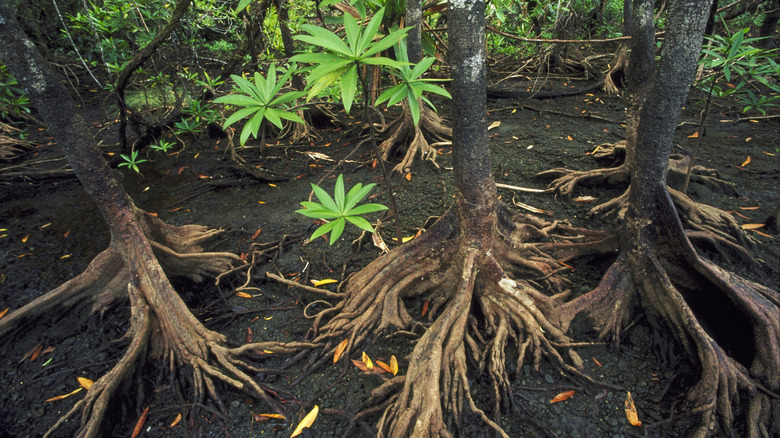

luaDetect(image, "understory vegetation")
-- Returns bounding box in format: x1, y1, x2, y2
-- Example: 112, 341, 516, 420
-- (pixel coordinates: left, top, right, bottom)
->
0, 0, 778, 437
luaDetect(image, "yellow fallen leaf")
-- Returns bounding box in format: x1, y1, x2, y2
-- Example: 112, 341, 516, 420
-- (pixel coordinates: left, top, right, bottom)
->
22, 234, 29, 243
362, 351, 374, 370
741, 223, 765, 230
567, 135, 573, 141
170, 413, 182, 427
688, 131, 699, 138
312, 279, 338, 287
624, 391, 642, 426
405, 173, 412, 181
236, 292, 252, 298
268, 183, 277, 187
741, 156, 751, 167
256, 413, 286, 419
390, 355, 398, 375
77, 377, 94, 390
391, 236, 414, 243
45, 387, 83, 402
333, 339, 348, 363
511, 108, 516, 113
0, 308, 8, 320
290, 405, 319, 437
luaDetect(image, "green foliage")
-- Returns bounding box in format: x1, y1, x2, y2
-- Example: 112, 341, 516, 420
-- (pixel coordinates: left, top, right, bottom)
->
118, 150, 148, 173
213, 64, 306, 146
0, 65, 31, 120
375, 43, 450, 125
149, 138, 176, 153
290, 8, 410, 113
173, 117, 206, 136
296, 174, 388, 244
698, 28, 780, 114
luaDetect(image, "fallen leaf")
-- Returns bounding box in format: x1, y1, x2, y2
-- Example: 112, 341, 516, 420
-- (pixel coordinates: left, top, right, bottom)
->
741, 223, 765, 230
236, 292, 252, 298
22, 343, 42, 362
312, 279, 338, 287
77, 377, 94, 390
372, 230, 389, 253
131, 407, 150, 438
558, 260, 575, 270
40, 223, 51, 229
246, 327, 253, 343
252, 228, 262, 239
351, 358, 370, 372
753, 230, 773, 238
573, 196, 596, 202
391, 236, 414, 243
170, 413, 182, 427
550, 390, 575, 403
624, 391, 641, 426
0, 308, 8, 320
745, 137, 752, 142
567, 135, 573, 141
405, 173, 412, 181
253, 413, 286, 421
29, 343, 43, 362
22, 234, 29, 243
45, 387, 83, 402
362, 351, 374, 370
291, 405, 319, 437
333, 339, 348, 363
688, 131, 699, 138
739, 206, 760, 210
732, 211, 751, 219
376, 360, 392, 373
390, 355, 399, 375
421, 300, 429, 317
763, 151, 775, 156
592, 357, 602, 367
511, 108, 517, 113
268, 183, 277, 187
488, 120, 501, 130
741, 156, 751, 167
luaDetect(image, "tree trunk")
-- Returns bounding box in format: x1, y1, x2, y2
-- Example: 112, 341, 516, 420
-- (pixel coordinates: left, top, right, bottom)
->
405, 0, 423, 64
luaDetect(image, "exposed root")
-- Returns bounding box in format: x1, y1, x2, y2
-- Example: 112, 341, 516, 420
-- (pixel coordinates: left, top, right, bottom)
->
295, 203, 590, 436
0, 207, 302, 437
550, 194, 779, 436
378, 101, 451, 174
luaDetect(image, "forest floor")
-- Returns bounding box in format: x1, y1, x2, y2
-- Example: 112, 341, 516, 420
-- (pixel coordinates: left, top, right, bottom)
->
0, 78, 778, 438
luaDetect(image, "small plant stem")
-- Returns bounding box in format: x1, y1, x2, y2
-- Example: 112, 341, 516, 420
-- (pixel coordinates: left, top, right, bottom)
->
681, 77, 715, 194
360, 74, 403, 244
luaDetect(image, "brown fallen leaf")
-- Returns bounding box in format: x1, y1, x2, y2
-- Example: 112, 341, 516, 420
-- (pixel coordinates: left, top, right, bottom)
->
421, 300, 429, 317
291, 405, 319, 437
351, 358, 370, 372
29, 343, 43, 362
549, 390, 575, 403
376, 360, 393, 374
170, 413, 182, 427
333, 339, 348, 363
251, 228, 262, 239
131, 407, 150, 438
624, 391, 642, 426
753, 230, 773, 238
246, 327, 253, 344
739, 206, 760, 211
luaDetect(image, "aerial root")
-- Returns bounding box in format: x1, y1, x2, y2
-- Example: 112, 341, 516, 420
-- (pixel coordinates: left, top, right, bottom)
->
536, 163, 631, 197
378, 102, 451, 174
668, 188, 753, 247
636, 255, 778, 437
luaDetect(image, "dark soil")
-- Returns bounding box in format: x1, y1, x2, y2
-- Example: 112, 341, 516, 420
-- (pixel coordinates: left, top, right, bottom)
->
1, 81, 777, 437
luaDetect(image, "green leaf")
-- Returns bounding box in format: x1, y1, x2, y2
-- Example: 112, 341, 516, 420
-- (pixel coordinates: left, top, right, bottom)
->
344, 12, 360, 54
237, 0, 252, 11
346, 203, 388, 215
329, 217, 346, 243
363, 27, 411, 58
334, 174, 346, 211
311, 183, 339, 212
345, 215, 375, 233
264, 108, 283, 129
410, 57, 436, 80
310, 219, 340, 242
408, 95, 420, 125
214, 94, 261, 107
275, 109, 306, 125
341, 64, 359, 114
223, 106, 259, 128
296, 25, 352, 56
375, 83, 406, 106
357, 8, 385, 54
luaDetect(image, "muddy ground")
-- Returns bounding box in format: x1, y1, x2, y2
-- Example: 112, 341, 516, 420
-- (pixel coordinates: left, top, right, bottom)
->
0, 80, 778, 438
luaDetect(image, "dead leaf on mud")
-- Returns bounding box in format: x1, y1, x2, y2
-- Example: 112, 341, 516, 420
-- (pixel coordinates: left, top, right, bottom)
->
390, 355, 399, 375
312, 279, 338, 287
362, 351, 374, 370
741, 156, 751, 167
291, 405, 318, 437
573, 196, 596, 202
351, 359, 370, 372
170, 413, 182, 427
77, 377, 94, 390
741, 223, 765, 230
333, 339, 348, 363
236, 292, 252, 298
21, 343, 42, 363
624, 391, 642, 426
376, 360, 392, 374
488, 120, 501, 130
45, 387, 83, 402
421, 300, 429, 317
131, 407, 150, 438
0, 308, 7, 320
549, 390, 575, 403
372, 230, 389, 253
